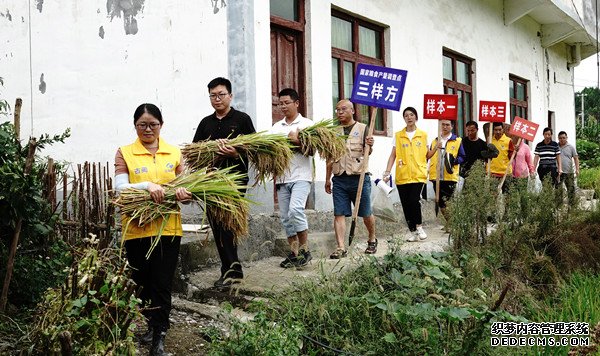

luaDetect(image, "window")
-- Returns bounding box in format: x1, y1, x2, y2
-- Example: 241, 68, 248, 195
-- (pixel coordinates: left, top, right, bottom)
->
331, 11, 386, 134
442, 50, 473, 137
509, 75, 528, 122
270, 0, 298, 22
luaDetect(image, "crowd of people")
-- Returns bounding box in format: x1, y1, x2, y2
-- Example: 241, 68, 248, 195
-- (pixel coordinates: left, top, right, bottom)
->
114, 77, 580, 355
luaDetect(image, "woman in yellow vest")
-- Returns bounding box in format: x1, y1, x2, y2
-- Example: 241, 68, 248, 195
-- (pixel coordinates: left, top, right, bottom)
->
426, 119, 466, 223
383, 107, 429, 242
114, 103, 191, 355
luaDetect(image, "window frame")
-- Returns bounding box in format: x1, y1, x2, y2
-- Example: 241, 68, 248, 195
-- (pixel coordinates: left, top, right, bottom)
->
331, 10, 387, 135
509, 74, 529, 123
442, 49, 474, 137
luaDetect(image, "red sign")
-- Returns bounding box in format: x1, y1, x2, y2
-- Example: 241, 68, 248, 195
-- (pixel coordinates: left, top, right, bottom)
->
478, 100, 506, 122
508, 116, 539, 140
423, 94, 458, 120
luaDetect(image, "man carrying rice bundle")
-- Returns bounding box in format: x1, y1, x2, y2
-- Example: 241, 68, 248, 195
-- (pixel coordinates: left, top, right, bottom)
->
192, 77, 256, 288
271, 88, 315, 268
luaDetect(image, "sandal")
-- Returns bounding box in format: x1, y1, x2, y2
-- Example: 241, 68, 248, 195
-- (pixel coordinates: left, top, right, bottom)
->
365, 239, 378, 254
329, 248, 347, 259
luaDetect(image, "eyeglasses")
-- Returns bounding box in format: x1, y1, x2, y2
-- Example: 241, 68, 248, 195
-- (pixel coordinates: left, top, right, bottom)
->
135, 122, 161, 130
209, 92, 230, 101
278, 101, 295, 107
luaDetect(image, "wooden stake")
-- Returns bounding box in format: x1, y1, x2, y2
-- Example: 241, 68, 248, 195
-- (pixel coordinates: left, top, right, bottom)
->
348, 108, 377, 246
13, 98, 22, 141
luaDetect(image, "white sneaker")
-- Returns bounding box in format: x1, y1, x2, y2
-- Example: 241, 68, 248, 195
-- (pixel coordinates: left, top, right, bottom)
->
416, 226, 427, 240
406, 231, 419, 242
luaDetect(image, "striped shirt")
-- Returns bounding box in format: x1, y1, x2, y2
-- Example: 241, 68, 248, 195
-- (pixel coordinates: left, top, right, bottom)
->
534, 140, 560, 168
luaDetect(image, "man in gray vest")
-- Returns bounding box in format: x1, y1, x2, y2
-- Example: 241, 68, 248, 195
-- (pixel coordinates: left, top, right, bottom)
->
558, 131, 580, 205
325, 99, 377, 259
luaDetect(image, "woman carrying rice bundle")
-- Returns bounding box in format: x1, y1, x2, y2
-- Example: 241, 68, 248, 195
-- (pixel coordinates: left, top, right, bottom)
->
114, 103, 191, 356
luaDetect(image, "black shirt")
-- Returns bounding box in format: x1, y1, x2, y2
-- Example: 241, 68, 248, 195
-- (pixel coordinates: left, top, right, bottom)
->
192, 107, 256, 174
460, 137, 488, 177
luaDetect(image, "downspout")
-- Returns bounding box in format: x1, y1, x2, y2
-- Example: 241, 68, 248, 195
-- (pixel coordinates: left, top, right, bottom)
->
568, 42, 582, 68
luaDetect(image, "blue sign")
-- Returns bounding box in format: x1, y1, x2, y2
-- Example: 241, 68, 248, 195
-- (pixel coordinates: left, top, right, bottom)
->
350, 63, 408, 111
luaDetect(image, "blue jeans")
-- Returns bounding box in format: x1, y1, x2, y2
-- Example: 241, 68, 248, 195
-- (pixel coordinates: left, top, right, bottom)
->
332, 174, 372, 217
277, 180, 311, 237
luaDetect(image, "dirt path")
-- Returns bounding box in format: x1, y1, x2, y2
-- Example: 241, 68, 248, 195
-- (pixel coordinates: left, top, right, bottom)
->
144, 223, 450, 355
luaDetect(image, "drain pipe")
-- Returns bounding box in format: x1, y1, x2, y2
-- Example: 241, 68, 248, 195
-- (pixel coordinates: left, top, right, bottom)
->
568, 42, 582, 68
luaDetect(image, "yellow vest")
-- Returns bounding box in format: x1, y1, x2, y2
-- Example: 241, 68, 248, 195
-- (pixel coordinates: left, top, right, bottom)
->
394, 128, 428, 185
489, 134, 512, 176
332, 122, 368, 176
120, 138, 183, 240
428, 136, 462, 182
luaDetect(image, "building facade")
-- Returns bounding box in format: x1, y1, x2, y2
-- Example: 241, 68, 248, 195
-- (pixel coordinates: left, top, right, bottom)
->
0, 0, 598, 212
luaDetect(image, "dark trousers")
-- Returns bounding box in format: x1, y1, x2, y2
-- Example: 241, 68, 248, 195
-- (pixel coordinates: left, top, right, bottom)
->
538, 166, 559, 188
430, 180, 457, 209
124, 235, 181, 330
207, 211, 244, 280
559, 173, 576, 205
397, 183, 425, 231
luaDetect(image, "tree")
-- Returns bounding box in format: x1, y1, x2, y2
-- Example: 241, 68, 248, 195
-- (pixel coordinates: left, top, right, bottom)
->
575, 87, 600, 124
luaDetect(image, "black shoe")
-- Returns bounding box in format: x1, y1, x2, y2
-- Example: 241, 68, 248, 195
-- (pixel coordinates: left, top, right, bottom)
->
296, 250, 312, 267
280, 252, 298, 268
138, 325, 153, 344
213, 276, 242, 288
149, 329, 167, 356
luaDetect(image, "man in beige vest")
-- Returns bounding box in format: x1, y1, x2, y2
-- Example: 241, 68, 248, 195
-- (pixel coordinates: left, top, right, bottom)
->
325, 99, 377, 258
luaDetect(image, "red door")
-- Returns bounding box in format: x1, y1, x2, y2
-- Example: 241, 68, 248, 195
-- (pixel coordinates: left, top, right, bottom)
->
270, 26, 305, 123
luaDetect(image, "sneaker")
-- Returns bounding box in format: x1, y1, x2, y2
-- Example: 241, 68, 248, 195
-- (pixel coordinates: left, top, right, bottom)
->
280, 252, 298, 268
416, 226, 427, 240
406, 231, 419, 242
296, 249, 312, 267
365, 239, 378, 254
213, 276, 242, 288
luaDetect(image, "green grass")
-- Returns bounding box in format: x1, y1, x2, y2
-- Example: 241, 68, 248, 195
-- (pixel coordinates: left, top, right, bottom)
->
578, 168, 600, 198
538, 272, 600, 326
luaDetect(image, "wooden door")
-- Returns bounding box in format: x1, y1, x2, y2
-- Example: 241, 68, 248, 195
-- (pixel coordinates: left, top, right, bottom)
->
270, 26, 305, 123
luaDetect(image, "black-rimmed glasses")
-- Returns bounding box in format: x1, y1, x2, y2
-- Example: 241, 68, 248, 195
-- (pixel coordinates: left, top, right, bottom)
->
135, 122, 161, 130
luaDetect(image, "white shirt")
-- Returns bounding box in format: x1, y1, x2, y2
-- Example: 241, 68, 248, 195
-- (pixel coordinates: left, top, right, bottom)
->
270, 114, 314, 183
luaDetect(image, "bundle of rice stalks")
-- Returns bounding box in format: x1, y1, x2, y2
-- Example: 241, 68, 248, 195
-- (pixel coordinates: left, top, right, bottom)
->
297, 119, 347, 161
112, 167, 251, 249
181, 132, 294, 184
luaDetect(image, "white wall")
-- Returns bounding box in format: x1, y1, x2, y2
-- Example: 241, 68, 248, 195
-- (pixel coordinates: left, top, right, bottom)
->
0, 0, 582, 212
0, 0, 228, 169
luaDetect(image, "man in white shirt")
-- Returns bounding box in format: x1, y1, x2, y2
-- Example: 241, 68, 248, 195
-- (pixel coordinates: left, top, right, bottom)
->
270, 88, 314, 268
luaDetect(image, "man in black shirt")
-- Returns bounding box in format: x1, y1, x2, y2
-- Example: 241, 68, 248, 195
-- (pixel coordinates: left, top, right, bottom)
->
460, 121, 497, 178
192, 77, 256, 287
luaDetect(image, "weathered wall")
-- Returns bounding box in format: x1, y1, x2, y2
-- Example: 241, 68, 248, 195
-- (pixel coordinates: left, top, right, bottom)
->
0, 0, 229, 165
0, 0, 588, 215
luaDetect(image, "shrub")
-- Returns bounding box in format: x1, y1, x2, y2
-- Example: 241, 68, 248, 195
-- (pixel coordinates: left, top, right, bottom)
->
0, 122, 71, 306
576, 140, 600, 168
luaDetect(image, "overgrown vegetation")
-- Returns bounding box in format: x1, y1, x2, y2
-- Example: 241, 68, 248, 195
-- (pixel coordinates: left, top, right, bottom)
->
208, 164, 600, 355
28, 235, 140, 355
0, 122, 71, 306
578, 167, 600, 198
0, 120, 140, 354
